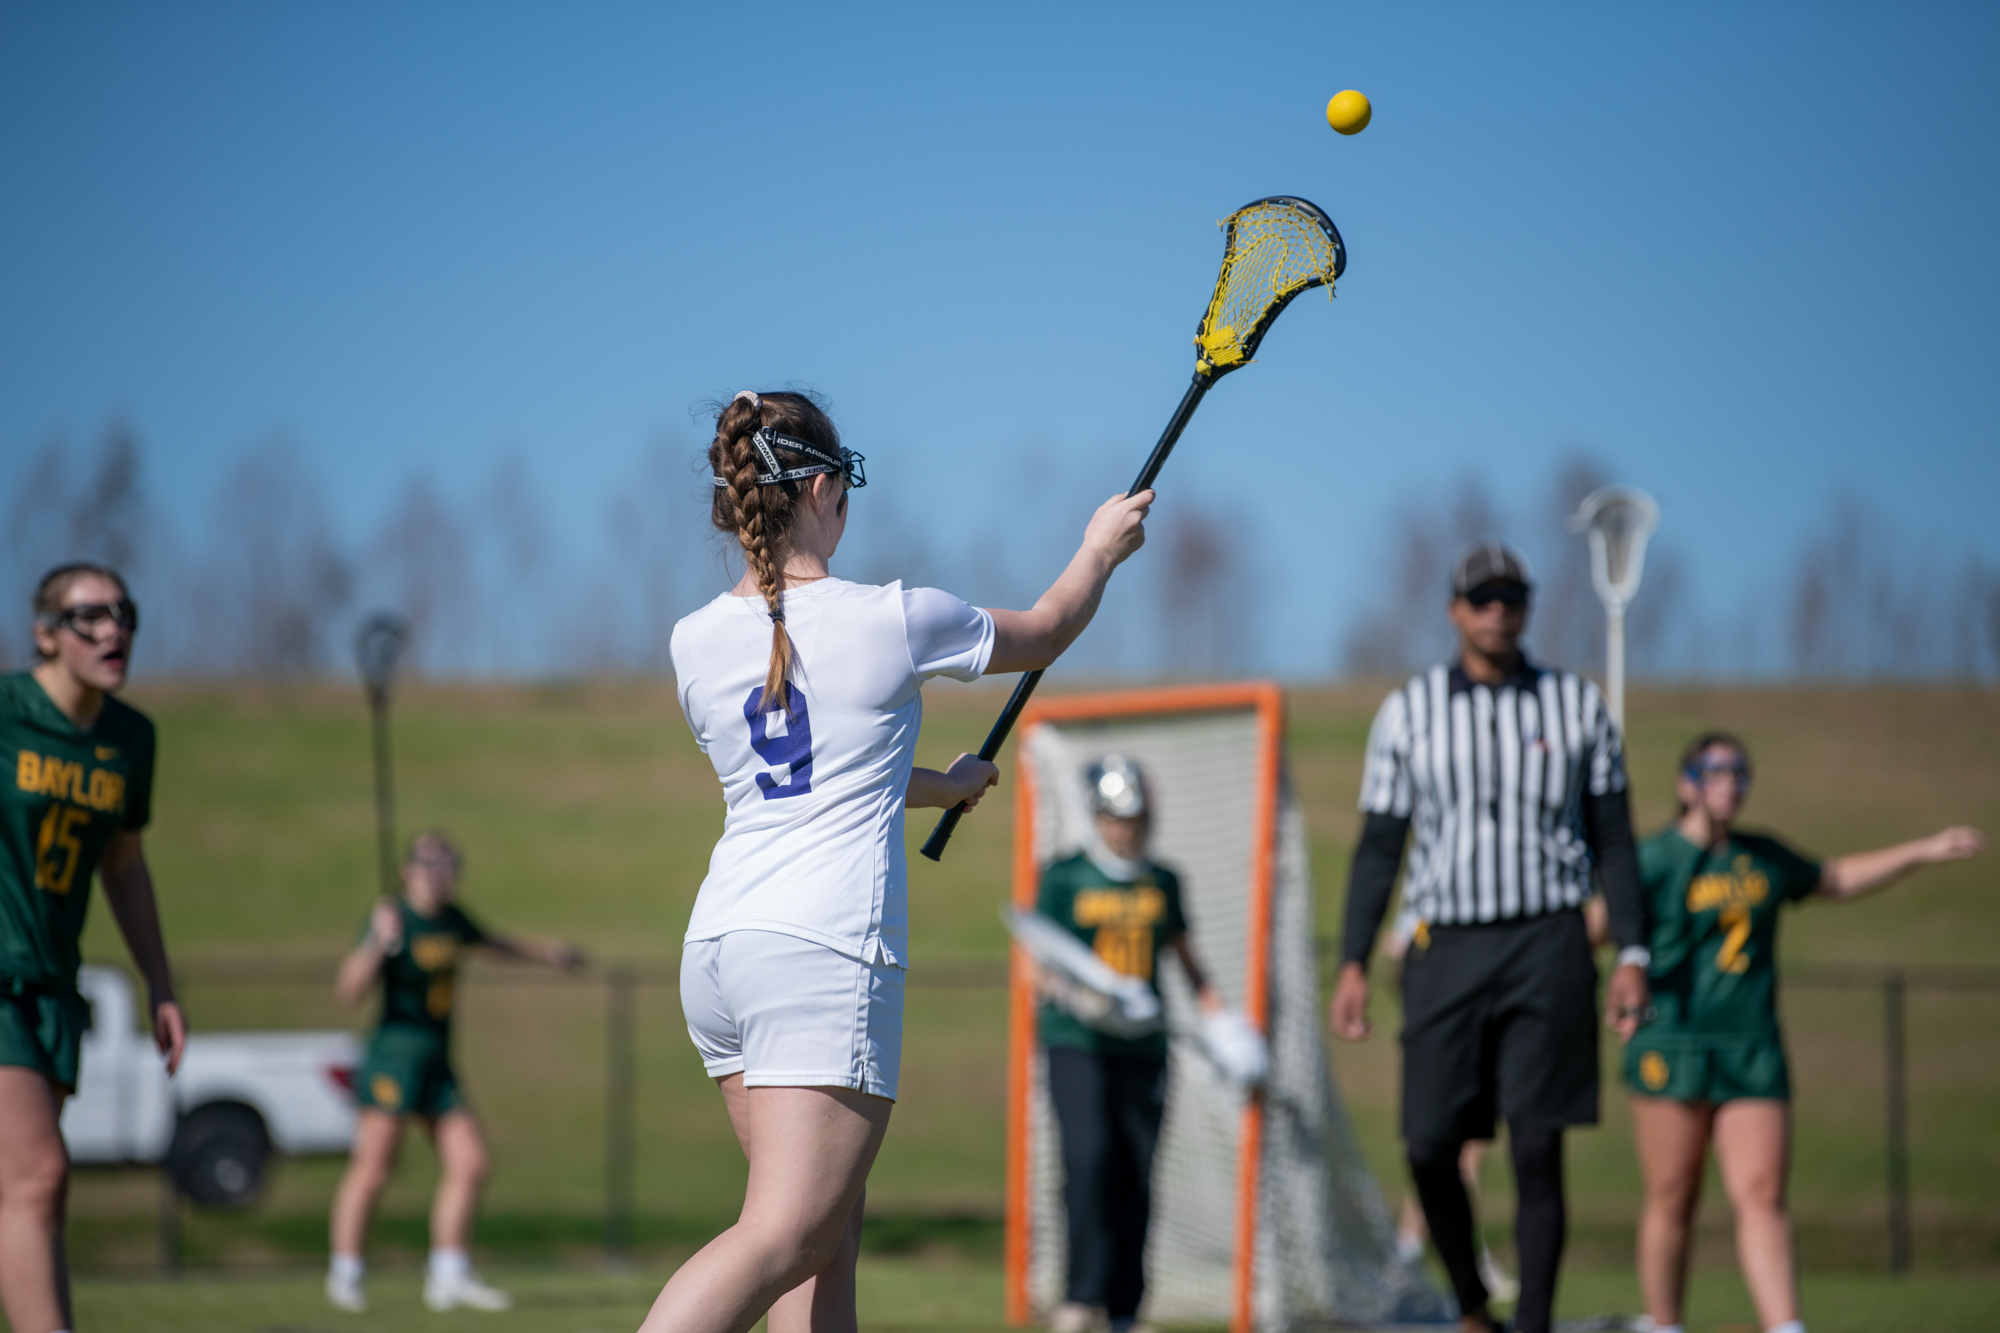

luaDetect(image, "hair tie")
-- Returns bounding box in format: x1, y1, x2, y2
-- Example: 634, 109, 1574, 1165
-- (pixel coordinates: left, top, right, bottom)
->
770, 605, 785, 624
732, 390, 761, 410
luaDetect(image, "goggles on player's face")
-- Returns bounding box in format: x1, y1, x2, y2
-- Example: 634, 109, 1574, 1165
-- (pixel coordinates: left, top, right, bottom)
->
45, 599, 140, 641
1464, 581, 1529, 610
1686, 758, 1752, 788
712, 428, 867, 492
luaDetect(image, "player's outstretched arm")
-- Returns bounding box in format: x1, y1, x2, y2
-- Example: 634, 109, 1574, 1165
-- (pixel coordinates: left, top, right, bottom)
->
482, 934, 587, 972
1817, 825, 1984, 901
907, 754, 1000, 810
98, 830, 187, 1073
985, 491, 1152, 674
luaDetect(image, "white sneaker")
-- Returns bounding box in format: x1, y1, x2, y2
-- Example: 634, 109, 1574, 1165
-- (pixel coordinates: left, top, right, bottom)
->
325, 1270, 367, 1313
1050, 1303, 1105, 1333
1479, 1245, 1519, 1305
424, 1269, 514, 1312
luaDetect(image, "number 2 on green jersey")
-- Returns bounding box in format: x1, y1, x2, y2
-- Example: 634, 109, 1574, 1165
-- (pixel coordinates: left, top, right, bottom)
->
1715, 905, 1752, 974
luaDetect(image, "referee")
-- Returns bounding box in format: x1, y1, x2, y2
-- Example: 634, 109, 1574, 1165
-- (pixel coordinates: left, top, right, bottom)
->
1329, 543, 1651, 1333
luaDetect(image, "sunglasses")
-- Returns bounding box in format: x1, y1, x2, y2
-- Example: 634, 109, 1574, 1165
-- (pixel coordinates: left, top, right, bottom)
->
1464, 583, 1529, 609
48, 599, 140, 639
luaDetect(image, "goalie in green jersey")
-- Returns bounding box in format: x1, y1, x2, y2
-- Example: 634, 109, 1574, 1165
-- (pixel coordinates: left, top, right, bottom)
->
1625, 732, 1983, 1333
326, 831, 583, 1315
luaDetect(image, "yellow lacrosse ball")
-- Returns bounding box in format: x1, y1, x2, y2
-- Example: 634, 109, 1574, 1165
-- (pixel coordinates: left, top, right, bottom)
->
1326, 90, 1371, 135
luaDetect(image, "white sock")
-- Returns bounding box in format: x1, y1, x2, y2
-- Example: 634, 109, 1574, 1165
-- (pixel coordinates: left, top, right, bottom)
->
1766, 1322, 1805, 1333
329, 1253, 364, 1282
429, 1247, 470, 1282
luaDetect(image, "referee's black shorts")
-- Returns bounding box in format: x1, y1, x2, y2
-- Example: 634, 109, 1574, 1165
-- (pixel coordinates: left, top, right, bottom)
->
1398, 907, 1600, 1144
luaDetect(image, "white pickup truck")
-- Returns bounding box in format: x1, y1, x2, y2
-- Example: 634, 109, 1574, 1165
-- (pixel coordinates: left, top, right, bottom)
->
63, 965, 361, 1204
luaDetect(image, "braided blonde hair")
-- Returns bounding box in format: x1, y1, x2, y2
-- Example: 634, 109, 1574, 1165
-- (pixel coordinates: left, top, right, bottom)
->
707, 391, 844, 713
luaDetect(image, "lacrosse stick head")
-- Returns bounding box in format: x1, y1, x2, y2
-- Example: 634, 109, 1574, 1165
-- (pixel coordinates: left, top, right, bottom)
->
354, 611, 409, 704
1568, 485, 1660, 612
1192, 196, 1345, 379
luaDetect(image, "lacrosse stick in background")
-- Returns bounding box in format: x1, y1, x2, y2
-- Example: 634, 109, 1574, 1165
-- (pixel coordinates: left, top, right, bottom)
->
1569, 484, 1660, 733
921, 196, 1346, 861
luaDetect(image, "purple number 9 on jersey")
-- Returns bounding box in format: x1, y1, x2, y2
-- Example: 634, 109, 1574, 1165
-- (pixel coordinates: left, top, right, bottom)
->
743, 685, 813, 799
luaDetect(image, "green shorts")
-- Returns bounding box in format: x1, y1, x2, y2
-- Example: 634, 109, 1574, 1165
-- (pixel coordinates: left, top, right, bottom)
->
355, 1026, 464, 1118
1623, 1029, 1791, 1104
0, 987, 90, 1092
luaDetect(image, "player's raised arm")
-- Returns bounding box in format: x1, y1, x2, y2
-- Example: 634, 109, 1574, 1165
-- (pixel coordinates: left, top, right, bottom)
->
335, 898, 401, 1005
983, 490, 1152, 674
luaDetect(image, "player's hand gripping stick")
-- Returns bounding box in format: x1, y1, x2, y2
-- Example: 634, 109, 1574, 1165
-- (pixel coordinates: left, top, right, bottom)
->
919, 197, 1345, 862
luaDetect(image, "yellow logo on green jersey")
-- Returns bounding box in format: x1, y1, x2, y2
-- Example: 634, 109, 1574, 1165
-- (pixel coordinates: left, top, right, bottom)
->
1075, 883, 1167, 981
16, 751, 126, 814
1687, 854, 1770, 915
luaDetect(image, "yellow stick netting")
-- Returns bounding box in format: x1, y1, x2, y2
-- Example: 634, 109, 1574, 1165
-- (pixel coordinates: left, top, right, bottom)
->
1194, 200, 1341, 376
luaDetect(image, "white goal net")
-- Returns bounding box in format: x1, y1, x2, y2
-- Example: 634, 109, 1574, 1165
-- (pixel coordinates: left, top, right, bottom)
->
1006, 684, 1450, 1331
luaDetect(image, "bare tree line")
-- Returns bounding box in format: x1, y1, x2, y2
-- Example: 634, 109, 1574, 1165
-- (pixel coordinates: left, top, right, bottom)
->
3, 422, 1996, 683
1339, 454, 2000, 683
0, 423, 713, 678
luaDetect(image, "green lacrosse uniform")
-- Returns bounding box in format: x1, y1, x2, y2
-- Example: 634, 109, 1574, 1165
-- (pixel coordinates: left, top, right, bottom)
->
1623, 827, 1822, 1103
0, 672, 155, 1089
1035, 853, 1188, 1061
354, 899, 487, 1118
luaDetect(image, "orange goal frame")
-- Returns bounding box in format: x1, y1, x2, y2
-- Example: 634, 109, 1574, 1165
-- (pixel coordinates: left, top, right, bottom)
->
1002, 682, 1285, 1333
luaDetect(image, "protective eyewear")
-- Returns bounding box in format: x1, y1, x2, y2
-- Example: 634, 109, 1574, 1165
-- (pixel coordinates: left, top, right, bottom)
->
46, 599, 140, 639
1687, 760, 1752, 785
1465, 582, 1529, 609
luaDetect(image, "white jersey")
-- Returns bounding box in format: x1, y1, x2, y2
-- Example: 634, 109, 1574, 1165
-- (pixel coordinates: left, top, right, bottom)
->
670, 578, 995, 965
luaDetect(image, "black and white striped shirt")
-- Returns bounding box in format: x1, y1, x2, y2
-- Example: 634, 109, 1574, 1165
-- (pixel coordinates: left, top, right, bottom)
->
1357, 660, 1626, 927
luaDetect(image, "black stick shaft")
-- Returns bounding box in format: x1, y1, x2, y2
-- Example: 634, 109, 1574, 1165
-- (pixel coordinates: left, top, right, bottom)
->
369, 691, 397, 897
919, 374, 1211, 862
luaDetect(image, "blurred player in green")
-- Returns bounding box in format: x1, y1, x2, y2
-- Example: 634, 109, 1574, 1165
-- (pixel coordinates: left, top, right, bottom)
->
1038, 756, 1221, 1333
1626, 732, 1982, 1333
327, 831, 582, 1314
2, 563, 184, 1333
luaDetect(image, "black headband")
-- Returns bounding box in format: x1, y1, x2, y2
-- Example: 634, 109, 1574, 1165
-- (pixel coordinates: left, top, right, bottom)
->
714, 428, 867, 490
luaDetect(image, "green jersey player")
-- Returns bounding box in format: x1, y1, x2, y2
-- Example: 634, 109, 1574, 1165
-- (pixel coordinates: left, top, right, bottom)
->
1, 563, 184, 1333
1625, 732, 1982, 1333
326, 831, 581, 1314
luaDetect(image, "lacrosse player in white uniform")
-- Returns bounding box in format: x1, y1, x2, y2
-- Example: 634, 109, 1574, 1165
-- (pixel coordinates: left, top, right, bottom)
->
645, 390, 1151, 1333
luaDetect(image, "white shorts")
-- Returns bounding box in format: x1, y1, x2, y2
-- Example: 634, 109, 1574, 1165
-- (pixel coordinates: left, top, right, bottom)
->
680, 930, 905, 1100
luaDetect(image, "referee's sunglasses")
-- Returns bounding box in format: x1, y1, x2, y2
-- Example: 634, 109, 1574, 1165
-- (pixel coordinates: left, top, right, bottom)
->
1464, 582, 1529, 609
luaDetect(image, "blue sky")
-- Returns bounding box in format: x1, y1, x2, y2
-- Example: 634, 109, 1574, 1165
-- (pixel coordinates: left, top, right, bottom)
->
3, 2, 1996, 676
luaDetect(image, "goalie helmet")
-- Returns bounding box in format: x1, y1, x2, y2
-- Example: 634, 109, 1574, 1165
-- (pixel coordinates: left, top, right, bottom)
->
1084, 755, 1149, 819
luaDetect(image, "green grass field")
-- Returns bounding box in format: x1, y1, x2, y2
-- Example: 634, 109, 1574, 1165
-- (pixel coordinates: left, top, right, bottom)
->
63, 1264, 2000, 1333
64, 677, 2000, 1330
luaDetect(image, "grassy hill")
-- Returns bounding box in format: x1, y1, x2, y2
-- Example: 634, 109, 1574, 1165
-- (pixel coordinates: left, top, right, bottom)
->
69, 677, 2000, 1283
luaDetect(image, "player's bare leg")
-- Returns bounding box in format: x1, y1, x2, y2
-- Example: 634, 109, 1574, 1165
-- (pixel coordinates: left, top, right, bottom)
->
428, 1111, 491, 1252
1630, 1095, 1713, 1330
1713, 1100, 1799, 1330
767, 1191, 864, 1333
640, 1078, 890, 1333
330, 1109, 403, 1258
0, 1069, 69, 1333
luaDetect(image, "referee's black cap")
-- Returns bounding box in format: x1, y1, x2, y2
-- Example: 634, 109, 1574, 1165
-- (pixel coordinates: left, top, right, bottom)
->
1451, 542, 1533, 597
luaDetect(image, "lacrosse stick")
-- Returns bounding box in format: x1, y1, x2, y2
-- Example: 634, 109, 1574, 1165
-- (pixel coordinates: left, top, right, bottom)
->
1568, 484, 1660, 733
921, 196, 1345, 861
